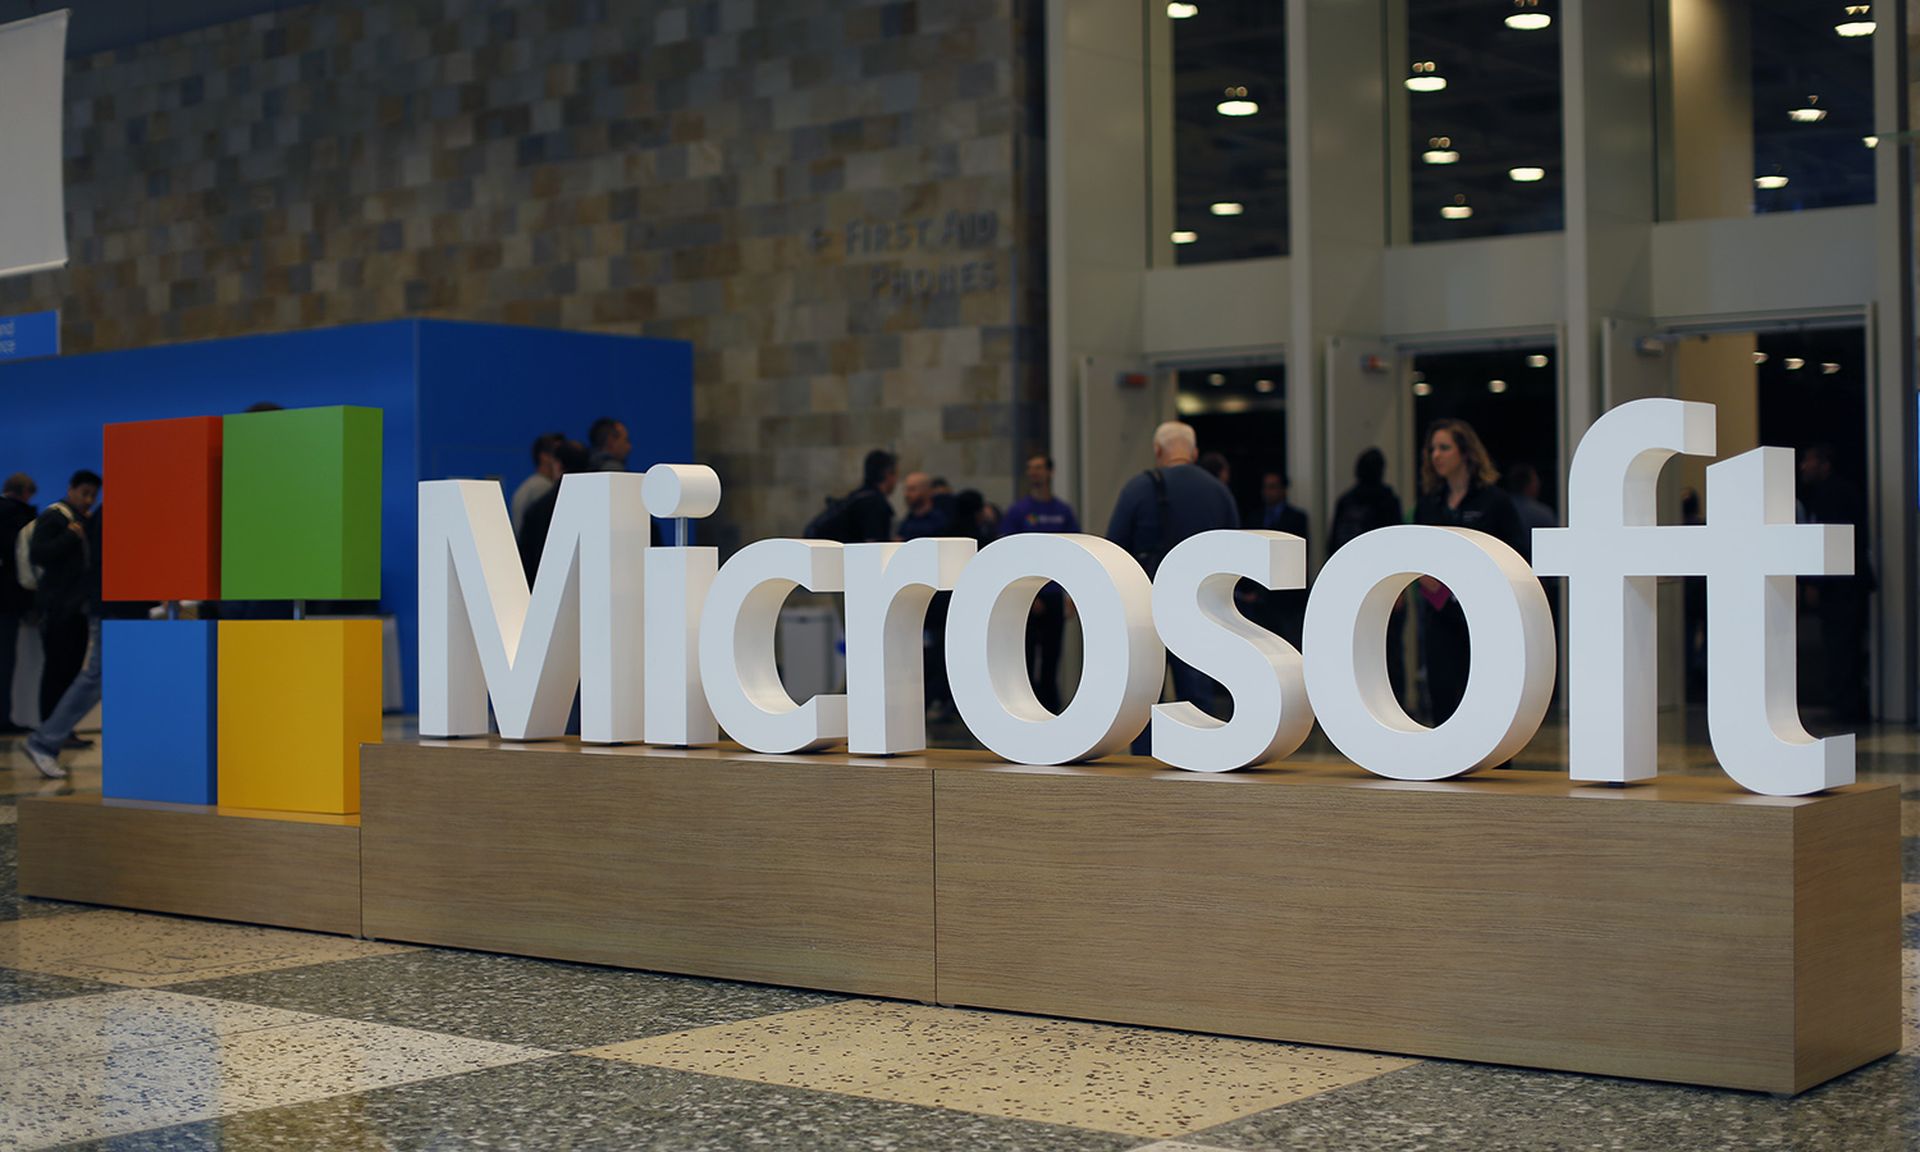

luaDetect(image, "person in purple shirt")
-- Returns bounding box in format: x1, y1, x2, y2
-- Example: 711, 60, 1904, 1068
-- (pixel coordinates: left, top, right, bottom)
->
999, 455, 1080, 712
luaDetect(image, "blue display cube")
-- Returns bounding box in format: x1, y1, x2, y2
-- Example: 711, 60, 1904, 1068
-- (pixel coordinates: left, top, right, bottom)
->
102, 620, 218, 805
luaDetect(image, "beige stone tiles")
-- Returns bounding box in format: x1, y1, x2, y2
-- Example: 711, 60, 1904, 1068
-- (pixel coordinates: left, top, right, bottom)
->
0, 989, 549, 1148
0, 911, 415, 989
585, 999, 1416, 1140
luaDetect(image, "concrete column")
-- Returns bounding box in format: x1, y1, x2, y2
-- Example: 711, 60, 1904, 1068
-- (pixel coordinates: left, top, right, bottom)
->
1287, 0, 1389, 541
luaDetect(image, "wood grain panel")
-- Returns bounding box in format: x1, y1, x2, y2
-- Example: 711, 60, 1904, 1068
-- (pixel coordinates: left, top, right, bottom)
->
932, 760, 1900, 1094
1793, 784, 1903, 1092
17, 795, 361, 936
360, 740, 935, 1001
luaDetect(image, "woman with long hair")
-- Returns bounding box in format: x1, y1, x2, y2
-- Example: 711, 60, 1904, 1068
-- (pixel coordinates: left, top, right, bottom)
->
1413, 418, 1528, 724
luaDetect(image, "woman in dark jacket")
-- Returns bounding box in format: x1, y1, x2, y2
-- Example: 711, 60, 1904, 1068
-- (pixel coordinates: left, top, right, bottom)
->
1413, 418, 1527, 724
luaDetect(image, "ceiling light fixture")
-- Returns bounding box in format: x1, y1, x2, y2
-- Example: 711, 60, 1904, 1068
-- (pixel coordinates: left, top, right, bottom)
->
1836, 4, 1875, 36
1865, 135, 1880, 148
1785, 358, 1806, 371
1527, 354, 1549, 368
1752, 351, 1769, 365
1756, 174, 1789, 190
1423, 136, 1459, 164
1217, 86, 1258, 116
1406, 61, 1447, 92
1508, 166, 1546, 182
1208, 372, 1226, 386
1167, 2, 1199, 17
1487, 379, 1509, 394
1789, 96, 1827, 123
1171, 230, 1198, 244
1255, 378, 1276, 393
1210, 201, 1244, 216
1821, 362, 1842, 375
1440, 194, 1472, 219
1505, 0, 1551, 32
1413, 381, 1434, 397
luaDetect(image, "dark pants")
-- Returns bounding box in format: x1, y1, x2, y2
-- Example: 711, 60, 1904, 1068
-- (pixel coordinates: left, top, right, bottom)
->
1422, 599, 1471, 725
40, 612, 88, 723
1026, 591, 1066, 713
925, 593, 952, 710
1131, 655, 1221, 756
0, 612, 21, 726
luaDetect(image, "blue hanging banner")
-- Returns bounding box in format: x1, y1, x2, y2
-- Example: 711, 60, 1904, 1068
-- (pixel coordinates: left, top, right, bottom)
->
0, 310, 58, 363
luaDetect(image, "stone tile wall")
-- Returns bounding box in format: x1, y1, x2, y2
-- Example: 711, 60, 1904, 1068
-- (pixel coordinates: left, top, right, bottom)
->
0, 0, 1046, 550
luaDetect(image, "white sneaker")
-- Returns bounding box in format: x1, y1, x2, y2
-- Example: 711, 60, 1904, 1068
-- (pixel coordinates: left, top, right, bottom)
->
23, 743, 66, 780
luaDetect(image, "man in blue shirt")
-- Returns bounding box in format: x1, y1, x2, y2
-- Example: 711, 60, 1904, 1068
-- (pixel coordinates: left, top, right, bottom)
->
999, 455, 1079, 711
1107, 423, 1239, 753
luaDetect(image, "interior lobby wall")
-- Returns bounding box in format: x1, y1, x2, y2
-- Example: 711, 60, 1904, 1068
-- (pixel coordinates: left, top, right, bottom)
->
0, 0, 1048, 550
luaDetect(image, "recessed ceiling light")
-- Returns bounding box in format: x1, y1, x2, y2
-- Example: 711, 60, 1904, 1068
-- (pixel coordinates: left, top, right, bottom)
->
1821, 362, 1842, 374
1440, 195, 1473, 219
1508, 166, 1546, 182
1756, 174, 1789, 189
1785, 357, 1806, 370
1406, 61, 1446, 92
1171, 230, 1198, 244
1836, 5, 1875, 36
1255, 378, 1276, 393
1864, 135, 1880, 148
1217, 86, 1257, 116
1506, 12, 1552, 31
1167, 2, 1199, 17
1413, 381, 1434, 397
1487, 379, 1509, 394
1208, 372, 1226, 386
1423, 149, 1460, 165
1527, 354, 1549, 368
1789, 97, 1827, 123
1210, 201, 1244, 216
1753, 351, 1769, 365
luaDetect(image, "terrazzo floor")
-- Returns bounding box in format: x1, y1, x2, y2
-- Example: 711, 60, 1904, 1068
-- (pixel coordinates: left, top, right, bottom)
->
2, 714, 1916, 1151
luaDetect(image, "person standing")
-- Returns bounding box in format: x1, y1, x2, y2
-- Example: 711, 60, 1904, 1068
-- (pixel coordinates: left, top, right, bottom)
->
1000, 455, 1080, 712
511, 433, 567, 537
1328, 448, 1407, 704
1257, 472, 1309, 649
30, 470, 99, 729
807, 450, 898, 545
21, 508, 106, 779
588, 417, 631, 472
896, 472, 946, 541
0, 474, 38, 734
518, 440, 591, 581
1413, 420, 1524, 725
1108, 422, 1239, 750
1503, 462, 1557, 564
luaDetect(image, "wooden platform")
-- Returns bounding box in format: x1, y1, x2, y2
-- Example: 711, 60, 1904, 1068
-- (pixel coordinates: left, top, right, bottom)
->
17, 741, 1902, 1094
16, 795, 361, 936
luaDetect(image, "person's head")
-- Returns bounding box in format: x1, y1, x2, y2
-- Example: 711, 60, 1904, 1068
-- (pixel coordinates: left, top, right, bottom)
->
531, 432, 567, 479
1421, 418, 1498, 494
1506, 461, 1541, 501
1800, 443, 1835, 484
1198, 452, 1230, 485
2, 473, 35, 502
1024, 454, 1054, 497
1355, 446, 1386, 486
588, 417, 630, 462
863, 449, 898, 494
65, 469, 102, 515
902, 471, 933, 513
551, 439, 591, 476
1153, 421, 1199, 467
1262, 471, 1288, 507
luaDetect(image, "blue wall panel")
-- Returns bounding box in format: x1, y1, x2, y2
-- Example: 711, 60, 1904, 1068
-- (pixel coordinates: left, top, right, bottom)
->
0, 321, 693, 712
101, 619, 218, 805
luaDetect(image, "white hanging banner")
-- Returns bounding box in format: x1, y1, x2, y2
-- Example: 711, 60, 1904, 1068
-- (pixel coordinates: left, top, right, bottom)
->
0, 10, 69, 280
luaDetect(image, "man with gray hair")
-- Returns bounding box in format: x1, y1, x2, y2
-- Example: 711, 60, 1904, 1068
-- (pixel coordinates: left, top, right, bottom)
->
1106, 421, 1239, 751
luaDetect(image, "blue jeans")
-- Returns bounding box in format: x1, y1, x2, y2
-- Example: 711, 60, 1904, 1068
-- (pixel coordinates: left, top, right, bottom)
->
29, 618, 99, 757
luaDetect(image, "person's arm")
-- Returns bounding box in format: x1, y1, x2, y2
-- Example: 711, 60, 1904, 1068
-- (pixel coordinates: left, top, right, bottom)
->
1105, 480, 1140, 552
